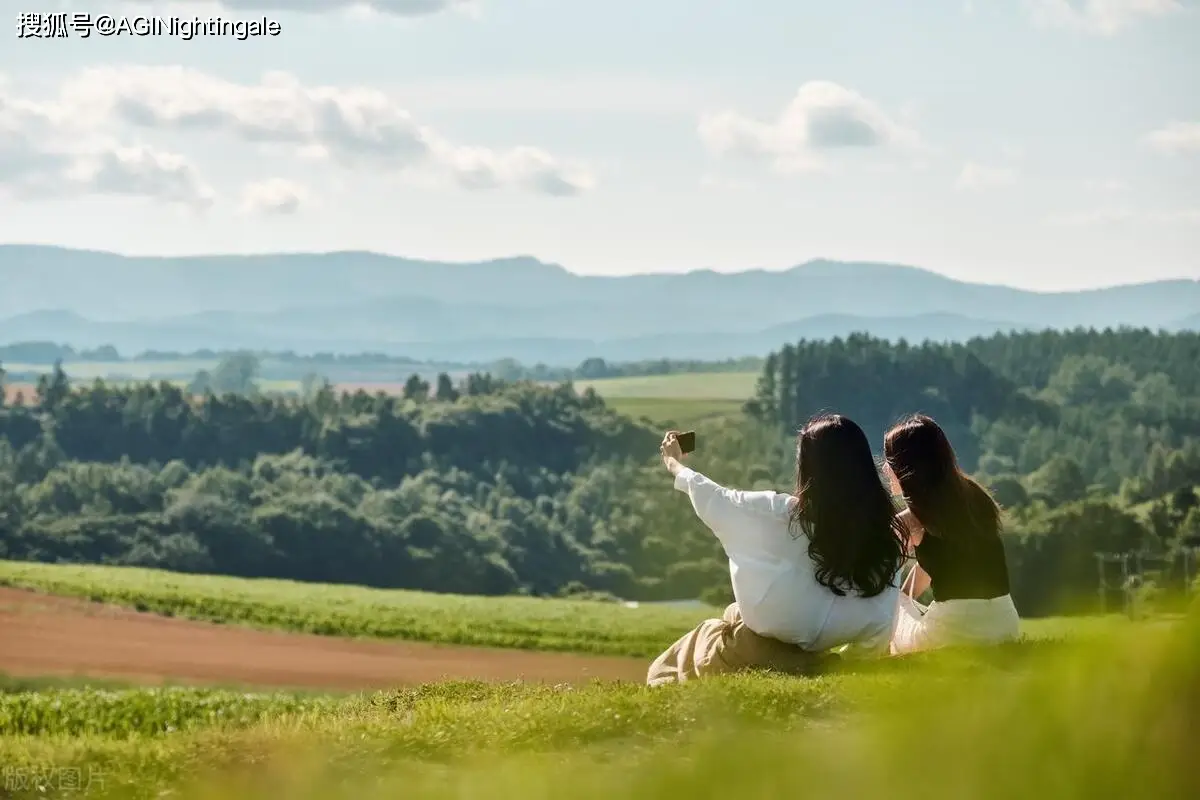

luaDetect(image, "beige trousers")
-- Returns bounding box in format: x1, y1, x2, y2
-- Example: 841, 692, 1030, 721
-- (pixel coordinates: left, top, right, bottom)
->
646, 603, 826, 686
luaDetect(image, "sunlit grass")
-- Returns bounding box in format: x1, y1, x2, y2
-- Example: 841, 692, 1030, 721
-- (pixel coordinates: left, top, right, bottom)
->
0, 561, 1113, 657
0, 609, 1193, 800
603, 396, 744, 429
574, 372, 759, 400
0, 561, 710, 658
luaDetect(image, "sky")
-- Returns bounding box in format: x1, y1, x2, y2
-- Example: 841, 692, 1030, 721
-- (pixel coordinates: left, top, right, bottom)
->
0, 0, 1198, 291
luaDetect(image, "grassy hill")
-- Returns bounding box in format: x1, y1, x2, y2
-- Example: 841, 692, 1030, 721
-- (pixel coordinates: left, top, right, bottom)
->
0, 561, 1109, 657
0, 560, 1194, 800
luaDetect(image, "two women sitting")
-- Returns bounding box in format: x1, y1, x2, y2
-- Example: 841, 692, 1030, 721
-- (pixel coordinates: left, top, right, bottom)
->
648, 413, 1019, 686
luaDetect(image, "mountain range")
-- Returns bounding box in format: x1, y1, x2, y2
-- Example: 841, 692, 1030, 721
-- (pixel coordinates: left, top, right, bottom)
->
2, 245, 1197, 365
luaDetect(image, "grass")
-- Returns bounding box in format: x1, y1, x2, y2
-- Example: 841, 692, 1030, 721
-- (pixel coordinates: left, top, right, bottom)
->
0, 688, 342, 737
574, 372, 759, 400
0, 561, 711, 658
604, 396, 745, 429
573, 371, 758, 428
0, 609, 1194, 799
0, 561, 1118, 659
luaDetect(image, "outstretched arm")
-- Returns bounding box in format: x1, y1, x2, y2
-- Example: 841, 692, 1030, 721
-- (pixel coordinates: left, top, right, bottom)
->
671, 465, 791, 555
660, 429, 792, 555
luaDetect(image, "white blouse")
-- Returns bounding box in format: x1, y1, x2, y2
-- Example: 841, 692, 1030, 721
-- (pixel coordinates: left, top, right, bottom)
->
674, 466, 899, 653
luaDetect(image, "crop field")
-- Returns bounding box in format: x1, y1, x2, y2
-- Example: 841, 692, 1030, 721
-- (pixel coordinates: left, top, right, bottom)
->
603, 396, 745, 430
569, 372, 758, 429
3, 382, 36, 404
0, 562, 708, 659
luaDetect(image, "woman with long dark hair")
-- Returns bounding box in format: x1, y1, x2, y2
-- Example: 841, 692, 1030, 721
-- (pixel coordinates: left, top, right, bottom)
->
647, 413, 908, 685
884, 414, 1020, 654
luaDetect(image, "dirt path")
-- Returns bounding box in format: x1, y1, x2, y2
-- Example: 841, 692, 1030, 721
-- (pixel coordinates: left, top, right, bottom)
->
0, 588, 648, 690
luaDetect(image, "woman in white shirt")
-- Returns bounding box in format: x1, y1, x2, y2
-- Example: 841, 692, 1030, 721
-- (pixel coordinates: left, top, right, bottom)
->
647, 413, 909, 685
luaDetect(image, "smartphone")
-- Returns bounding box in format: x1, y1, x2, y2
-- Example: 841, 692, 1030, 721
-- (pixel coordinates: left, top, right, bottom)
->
676, 431, 696, 455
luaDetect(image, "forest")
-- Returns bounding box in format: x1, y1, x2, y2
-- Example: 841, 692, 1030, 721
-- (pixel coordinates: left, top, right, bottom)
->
1, 326, 1198, 616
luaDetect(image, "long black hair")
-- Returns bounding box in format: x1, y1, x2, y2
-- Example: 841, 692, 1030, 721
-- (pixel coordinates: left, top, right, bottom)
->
883, 414, 1001, 541
789, 412, 908, 597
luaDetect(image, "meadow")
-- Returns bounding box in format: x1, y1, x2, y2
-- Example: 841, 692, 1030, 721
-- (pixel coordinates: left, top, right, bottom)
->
0, 562, 703, 659
571, 371, 756, 429
0, 561, 1115, 658
573, 372, 758, 400
0, 570, 1193, 799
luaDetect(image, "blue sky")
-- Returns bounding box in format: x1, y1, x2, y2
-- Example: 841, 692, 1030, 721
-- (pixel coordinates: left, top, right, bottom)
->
0, 0, 1197, 290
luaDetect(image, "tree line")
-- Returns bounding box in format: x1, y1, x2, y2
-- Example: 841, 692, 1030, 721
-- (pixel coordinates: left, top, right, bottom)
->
0, 341, 763, 384
747, 328, 1200, 612
1, 327, 1198, 615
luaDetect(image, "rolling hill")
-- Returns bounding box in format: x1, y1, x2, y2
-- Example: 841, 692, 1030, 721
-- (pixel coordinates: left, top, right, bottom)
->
2, 245, 1196, 364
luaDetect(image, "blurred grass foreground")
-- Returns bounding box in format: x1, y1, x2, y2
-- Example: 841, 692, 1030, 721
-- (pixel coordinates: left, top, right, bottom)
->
1, 605, 1196, 799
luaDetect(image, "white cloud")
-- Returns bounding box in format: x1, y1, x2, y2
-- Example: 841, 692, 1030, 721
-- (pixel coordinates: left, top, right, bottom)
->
436, 144, 595, 195
1025, 0, 1183, 35
1085, 178, 1126, 192
1048, 207, 1200, 226
0, 76, 213, 209
1143, 122, 1200, 155
58, 66, 594, 196
68, 144, 215, 209
956, 162, 1018, 190
239, 178, 310, 215
697, 81, 921, 173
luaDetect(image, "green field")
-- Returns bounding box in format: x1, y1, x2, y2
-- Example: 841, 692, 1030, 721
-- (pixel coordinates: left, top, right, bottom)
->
603, 396, 745, 430
574, 372, 757, 429
575, 372, 758, 400
0, 605, 1193, 799
0, 562, 709, 659
0, 562, 1193, 799
0, 561, 1113, 659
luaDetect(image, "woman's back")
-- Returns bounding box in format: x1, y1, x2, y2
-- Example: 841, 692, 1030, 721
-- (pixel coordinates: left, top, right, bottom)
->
884, 414, 1021, 654
915, 530, 1010, 601
672, 468, 899, 652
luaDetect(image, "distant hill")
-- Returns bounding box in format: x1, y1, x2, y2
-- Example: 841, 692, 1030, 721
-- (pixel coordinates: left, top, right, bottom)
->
1, 245, 1196, 364
1173, 312, 1200, 331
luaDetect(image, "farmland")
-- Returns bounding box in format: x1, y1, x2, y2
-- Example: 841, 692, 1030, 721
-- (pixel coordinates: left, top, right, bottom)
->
572, 372, 758, 400
0, 561, 1194, 799
573, 372, 756, 428
0, 562, 705, 659
2, 359, 755, 429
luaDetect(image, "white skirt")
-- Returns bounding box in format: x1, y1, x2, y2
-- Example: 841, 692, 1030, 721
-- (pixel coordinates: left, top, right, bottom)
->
890, 593, 1020, 655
